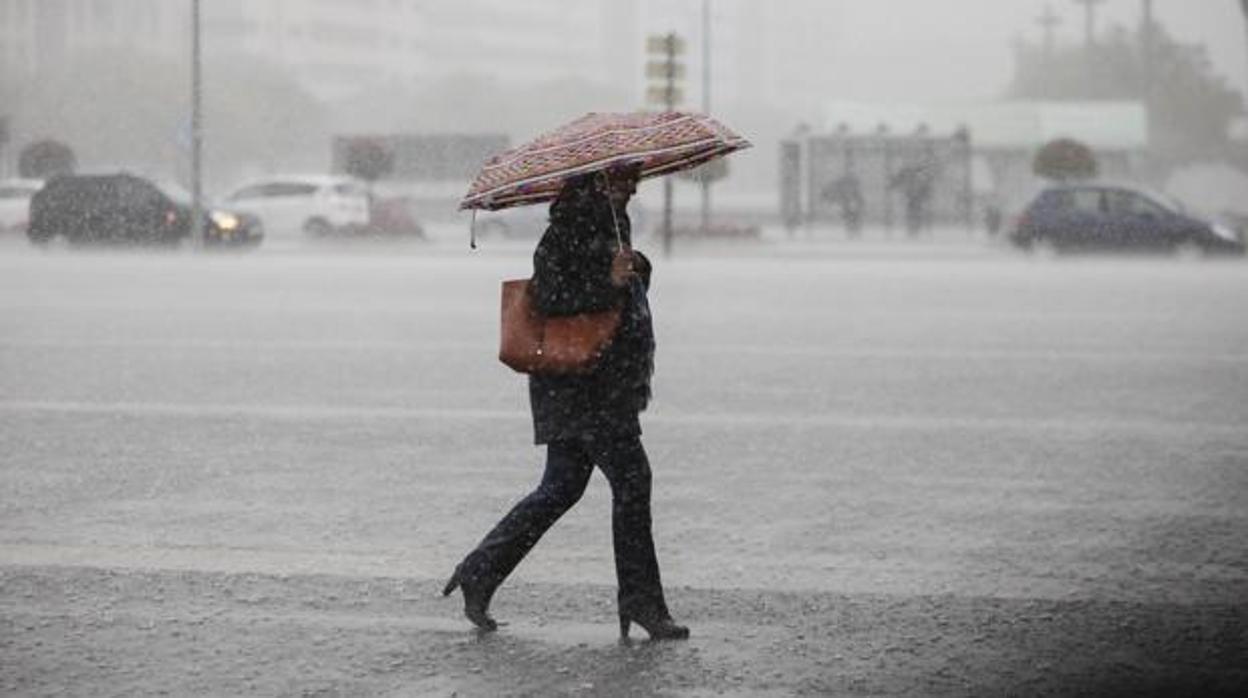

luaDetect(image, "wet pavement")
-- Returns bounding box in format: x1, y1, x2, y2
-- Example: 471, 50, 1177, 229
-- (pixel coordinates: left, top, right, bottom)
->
1, 233, 1246, 695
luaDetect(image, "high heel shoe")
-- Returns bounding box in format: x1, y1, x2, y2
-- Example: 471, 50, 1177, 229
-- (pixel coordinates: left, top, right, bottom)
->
442, 563, 498, 632
619, 611, 690, 641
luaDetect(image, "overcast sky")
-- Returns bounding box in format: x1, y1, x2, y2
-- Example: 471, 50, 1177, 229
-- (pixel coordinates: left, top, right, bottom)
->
648, 0, 1247, 104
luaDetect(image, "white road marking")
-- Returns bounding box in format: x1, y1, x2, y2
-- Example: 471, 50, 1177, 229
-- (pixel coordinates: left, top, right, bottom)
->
0, 399, 1240, 436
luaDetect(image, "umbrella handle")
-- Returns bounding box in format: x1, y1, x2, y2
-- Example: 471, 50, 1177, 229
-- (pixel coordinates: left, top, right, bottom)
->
602, 170, 625, 252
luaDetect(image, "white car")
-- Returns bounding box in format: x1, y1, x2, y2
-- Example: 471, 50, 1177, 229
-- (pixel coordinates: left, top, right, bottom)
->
223, 175, 370, 241
0, 178, 44, 234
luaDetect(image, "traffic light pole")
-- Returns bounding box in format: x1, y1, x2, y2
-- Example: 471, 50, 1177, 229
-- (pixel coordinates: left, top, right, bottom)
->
645, 32, 684, 257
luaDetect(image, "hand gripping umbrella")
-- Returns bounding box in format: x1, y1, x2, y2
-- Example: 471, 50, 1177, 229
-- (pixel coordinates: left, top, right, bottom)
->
460, 111, 750, 246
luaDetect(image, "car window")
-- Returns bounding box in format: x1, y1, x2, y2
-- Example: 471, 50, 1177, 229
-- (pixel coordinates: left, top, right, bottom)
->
1069, 189, 1106, 215
229, 184, 267, 201
264, 182, 319, 197
1152, 191, 1187, 215
153, 180, 192, 206
1038, 190, 1072, 211
230, 182, 319, 200
116, 178, 166, 207
45, 179, 102, 203
332, 182, 365, 197
1107, 191, 1167, 218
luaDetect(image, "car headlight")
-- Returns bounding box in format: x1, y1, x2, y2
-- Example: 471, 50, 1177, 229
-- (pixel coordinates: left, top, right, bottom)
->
210, 210, 240, 231
1211, 223, 1240, 243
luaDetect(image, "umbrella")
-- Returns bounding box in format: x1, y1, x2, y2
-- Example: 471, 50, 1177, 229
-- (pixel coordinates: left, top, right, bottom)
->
460, 111, 750, 212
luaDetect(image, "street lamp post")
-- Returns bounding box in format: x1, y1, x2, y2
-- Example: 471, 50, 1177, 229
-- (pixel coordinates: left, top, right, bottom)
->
1141, 0, 1155, 101
190, 0, 204, 249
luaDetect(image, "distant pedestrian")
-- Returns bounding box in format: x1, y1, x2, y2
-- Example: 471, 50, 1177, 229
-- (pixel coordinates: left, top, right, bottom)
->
442, 164, 689, 641
984, 201, 1003, 236
823, 173, 865, 236
891, 164, 934, 236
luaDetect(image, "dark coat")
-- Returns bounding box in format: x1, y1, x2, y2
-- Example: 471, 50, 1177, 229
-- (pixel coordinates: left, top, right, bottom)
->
527, 179, 655, 445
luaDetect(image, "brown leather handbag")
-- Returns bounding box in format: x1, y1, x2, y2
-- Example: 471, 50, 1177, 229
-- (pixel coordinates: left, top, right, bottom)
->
498, 278, 622, 374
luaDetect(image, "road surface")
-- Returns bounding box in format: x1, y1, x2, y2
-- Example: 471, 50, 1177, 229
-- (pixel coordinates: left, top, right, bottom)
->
2, 235, 1245, 696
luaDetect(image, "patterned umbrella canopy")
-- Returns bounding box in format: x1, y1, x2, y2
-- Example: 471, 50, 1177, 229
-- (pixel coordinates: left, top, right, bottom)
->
460, 111, 750, 211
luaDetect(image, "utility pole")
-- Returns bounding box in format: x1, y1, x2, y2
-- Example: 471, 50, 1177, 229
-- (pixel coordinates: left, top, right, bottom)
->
1037, 4, 1062, 60
700, 0, 711, 238
0, 117, 9, 179
190, 0, 204, 249
1072, 0, 1105, 51
1141, 0, 1155, 100
1241, 1, 1248, 102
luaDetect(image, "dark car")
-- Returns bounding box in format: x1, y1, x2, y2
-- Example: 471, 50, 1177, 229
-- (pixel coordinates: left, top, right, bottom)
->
1009, 183, 1244, 256
27, 173, 263, 248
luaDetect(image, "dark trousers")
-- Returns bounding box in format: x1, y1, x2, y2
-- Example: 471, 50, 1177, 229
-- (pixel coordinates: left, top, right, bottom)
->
460, 434, 670, 618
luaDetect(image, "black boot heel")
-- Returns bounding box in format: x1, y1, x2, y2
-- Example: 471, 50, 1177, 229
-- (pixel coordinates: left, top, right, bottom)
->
442, 563, 498, 632
621, 611, 689, 641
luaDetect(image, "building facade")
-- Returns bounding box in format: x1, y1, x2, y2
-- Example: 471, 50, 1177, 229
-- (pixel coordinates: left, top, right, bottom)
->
1, 0, 183, 81
0, 0, 640, 101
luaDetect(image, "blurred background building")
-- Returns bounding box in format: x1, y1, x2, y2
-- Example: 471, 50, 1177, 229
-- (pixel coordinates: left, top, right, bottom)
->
1, 0, 1244, 223
0, 0, 636, 100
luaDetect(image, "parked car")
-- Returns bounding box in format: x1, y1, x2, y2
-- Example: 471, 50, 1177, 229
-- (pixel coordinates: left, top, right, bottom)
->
1009, 183, 1244, 256
0, 178, 44, 234
27, 173, 263, 248
223, 175, 370, 240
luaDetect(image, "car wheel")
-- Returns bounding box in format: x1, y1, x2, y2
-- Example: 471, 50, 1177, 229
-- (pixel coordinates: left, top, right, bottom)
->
304, 218, 332, 237
1030, 236, 1060, 259
27, 226, 58, 247
1173, 240, 1203, 261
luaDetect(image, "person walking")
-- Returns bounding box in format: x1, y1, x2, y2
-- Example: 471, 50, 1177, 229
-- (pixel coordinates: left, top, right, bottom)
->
442, 164, 689, 641
891, 164, 935, 237
823, 173, 865, 236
